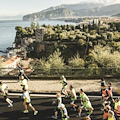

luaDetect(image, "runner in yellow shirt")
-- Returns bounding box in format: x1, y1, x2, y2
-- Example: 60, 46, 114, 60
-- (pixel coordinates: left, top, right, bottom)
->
108, 110, 116, 120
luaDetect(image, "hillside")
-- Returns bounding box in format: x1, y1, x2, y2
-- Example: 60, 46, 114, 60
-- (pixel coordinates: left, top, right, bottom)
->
23, 8, 74, 21
113, 13, 120, 17
23, 3, 120, 21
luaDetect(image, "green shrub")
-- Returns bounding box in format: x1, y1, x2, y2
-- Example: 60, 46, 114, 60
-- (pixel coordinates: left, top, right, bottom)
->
68, 53, 85, 68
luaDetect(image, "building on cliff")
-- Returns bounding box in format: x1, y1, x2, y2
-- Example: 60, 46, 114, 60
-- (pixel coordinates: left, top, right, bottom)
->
35, 27, 47, 42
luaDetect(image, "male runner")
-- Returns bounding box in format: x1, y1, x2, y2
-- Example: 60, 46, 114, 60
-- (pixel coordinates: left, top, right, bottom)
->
76, 89, 90, 118
77, 97, 93, 120
107, 83, 114, 101
69, 85, 77, 111
101, 85, 109, 109
60, 75, 68, 97
52, 93, 62, 119
17, 63, 29, 81
103, 103, 111, 120
0, 81, 13, 107
22, 88, 38, 115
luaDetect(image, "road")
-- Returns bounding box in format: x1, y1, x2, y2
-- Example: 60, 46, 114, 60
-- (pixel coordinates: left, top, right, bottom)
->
0, 94, 105, 120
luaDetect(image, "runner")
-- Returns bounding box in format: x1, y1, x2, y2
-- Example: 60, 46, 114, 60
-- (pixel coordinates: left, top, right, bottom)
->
18, 63, 24, 79
0, 81, 13, 107
77, 96, 93, 120
108, 110, 116, 120
69, 85, 77, 111
114, 97, 120, 119
79, 89, 89, 104
52, 93, 62, 119
103, 103, 111, 120
60, 75, 68, 97
20, 76, 28, 90
17, 63, 29, 81
101, 78, 105, 86
22, 88, 38, 116
58, 103, 69, 120
101, 85, 109, 109
107, 82, 114, 107
76, 89, 91, 118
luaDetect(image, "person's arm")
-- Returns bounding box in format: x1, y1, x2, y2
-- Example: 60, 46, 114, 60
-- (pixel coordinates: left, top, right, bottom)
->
63, 81, 67, 86
89, 107, 94, 111
71, 90, 75, 98
23, 93, 25, 99
105, 90, 109, 97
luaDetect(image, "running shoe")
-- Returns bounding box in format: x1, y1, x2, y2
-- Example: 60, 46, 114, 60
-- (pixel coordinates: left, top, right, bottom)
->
10, 100, 13, 104
8, 104, 13, 107
52, 115, 57, 119
23, 110, 29, 113
76, 114, 81, 117
34, 111, 38, 115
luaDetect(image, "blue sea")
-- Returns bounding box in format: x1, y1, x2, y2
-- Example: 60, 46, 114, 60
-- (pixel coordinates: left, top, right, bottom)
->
0, 20, 76, 55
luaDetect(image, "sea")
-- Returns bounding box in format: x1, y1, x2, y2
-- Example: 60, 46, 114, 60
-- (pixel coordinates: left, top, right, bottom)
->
0, 20, 76, 55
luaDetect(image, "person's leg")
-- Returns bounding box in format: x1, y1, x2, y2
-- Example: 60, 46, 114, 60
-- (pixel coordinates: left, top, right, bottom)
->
76, 107, 82, 117
23, 102, 28, 110
4, 95, 13, 107
28, 103, 36, 111
70, 98, 77, 110
28, 103, 38, 115
52, 107, 58, 119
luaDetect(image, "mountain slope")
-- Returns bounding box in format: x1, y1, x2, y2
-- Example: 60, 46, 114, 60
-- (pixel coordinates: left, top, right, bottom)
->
23, 3, 120, 21
75, 4, 120, 16
23, 8, 74, 21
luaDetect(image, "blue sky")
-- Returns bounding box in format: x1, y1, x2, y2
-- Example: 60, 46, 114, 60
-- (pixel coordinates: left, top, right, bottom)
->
0, 0, 120, 16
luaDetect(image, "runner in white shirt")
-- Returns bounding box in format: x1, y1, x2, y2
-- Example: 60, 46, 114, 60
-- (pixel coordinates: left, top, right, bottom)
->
0, 81, 13, 107
69, 85, 77, 111
22, 88, 38, 116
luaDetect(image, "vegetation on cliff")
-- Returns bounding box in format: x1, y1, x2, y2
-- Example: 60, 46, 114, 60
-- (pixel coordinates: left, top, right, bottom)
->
15, 21, 120, 70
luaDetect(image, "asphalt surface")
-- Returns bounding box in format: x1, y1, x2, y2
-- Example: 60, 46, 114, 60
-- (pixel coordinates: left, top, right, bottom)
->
0, 94, 105, 120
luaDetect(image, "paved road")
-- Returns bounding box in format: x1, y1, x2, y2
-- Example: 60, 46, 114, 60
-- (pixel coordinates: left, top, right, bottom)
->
0, 94, 104, 120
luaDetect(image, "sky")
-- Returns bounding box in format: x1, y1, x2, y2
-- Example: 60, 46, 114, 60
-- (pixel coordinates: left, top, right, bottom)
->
0, 0, 120, 16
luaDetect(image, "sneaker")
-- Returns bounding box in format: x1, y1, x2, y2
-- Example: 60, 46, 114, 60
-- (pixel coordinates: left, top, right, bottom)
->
10, 101, 13, 104
76, 114, 81, 117
74, 108, 76, 111
67, 116, 70, 119
34, 111, 38, 116
23, 110, 29, 113
52, 115, 57, 119
8, 104, 13, 107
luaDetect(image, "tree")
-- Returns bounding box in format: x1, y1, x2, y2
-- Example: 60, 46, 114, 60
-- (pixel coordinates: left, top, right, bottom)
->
48, 49, 65, 69
36, 22, 40, 29
68, 53, 85, 68
31, 22, 36, 30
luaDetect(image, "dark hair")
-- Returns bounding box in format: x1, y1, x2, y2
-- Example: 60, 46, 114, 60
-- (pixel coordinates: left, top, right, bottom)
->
0, 81, 3, 84
108, 82, 111, 85
115, 97, 119, 102
80, 89, 84, 92
100, 78, 104, 81
106, 106, 110, 111
70, 85, 73, 89
105, 102, 110, 106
